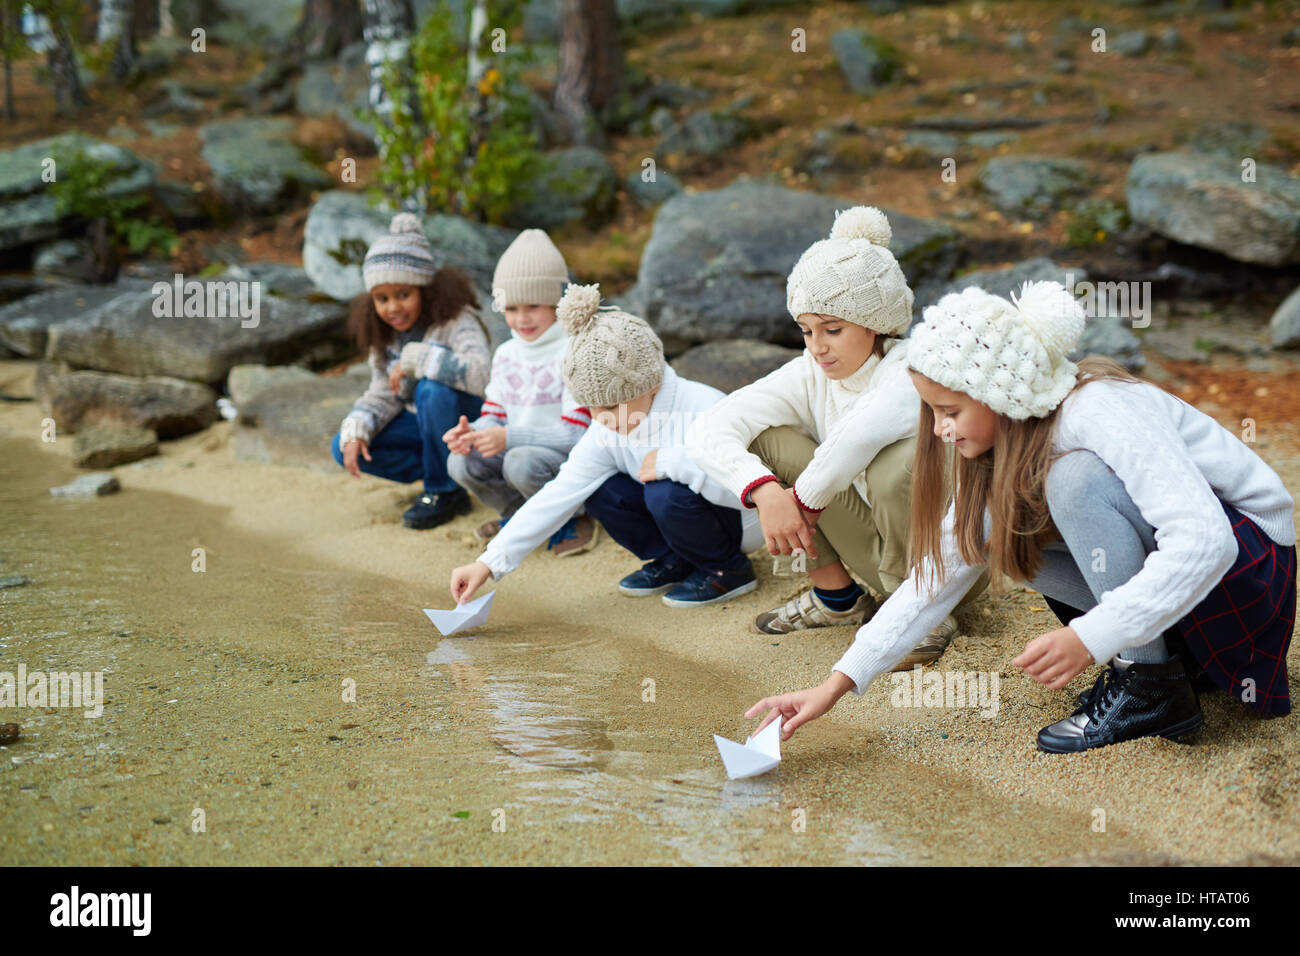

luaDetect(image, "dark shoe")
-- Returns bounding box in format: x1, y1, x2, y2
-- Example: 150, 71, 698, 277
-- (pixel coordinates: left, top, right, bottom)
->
1073, 657, 1217, 710
662, 564, 758, 608
618, 557, 690, 596
1039, 656, 1204, 754
402, 489, 471, 530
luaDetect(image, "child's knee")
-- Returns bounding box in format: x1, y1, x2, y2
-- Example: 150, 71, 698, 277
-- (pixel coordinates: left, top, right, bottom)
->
643, 479, 698, 517
746, 425, 815, 482
501, 448, 548, 489
413, 378, 456, 414
864, 435, 916, 501
446, 448, 470, 483
1045, 450, 1120, 510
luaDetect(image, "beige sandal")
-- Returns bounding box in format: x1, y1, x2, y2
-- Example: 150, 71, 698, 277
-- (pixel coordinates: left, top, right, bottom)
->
753, 587, 880, 635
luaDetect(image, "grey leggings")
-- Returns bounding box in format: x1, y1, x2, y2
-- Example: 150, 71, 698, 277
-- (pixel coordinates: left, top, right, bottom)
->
1024, 449, 1171, 664
447, 445, 568, 520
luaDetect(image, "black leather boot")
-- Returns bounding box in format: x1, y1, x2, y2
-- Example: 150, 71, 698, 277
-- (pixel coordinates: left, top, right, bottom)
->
1038, 655, 1204, 753
402, 489, 471, 530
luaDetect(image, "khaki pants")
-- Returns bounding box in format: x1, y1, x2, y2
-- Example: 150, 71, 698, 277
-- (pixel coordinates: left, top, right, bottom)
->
748, 426, 987, 609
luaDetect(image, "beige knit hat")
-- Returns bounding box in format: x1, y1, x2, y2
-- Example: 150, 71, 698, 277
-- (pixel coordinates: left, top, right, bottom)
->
492, 229, 569, 309
558, 284, 665, 407
907, 281, 1086, 420
786, 206, 915, 335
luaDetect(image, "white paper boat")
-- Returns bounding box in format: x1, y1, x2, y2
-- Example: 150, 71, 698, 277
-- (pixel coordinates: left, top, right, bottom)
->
713, 716, 782, 779
423, 590, 495, 636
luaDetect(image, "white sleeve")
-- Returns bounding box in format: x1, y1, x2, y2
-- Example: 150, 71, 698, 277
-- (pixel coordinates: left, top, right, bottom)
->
478, 434, 617, 579
685, 357, 816, 502
832, 501, 986, 693
1056, 384, 1238, 666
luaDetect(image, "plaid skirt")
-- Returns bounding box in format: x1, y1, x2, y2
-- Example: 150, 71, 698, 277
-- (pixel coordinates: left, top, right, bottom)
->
1174, 500, 1296, 717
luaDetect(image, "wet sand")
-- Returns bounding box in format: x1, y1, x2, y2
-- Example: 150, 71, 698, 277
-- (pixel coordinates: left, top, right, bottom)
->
1, 360, 1297, 865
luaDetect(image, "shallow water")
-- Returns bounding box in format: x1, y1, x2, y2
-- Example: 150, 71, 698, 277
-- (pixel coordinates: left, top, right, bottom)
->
0, 434, 1107, 865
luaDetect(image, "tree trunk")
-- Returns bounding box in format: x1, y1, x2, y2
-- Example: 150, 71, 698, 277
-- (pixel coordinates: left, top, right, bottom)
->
294, 0, 363, 62
362, 0, 413, 119
158, 0, 173, 37
45, 7, 88, 113
554, 0, 622, 147
106, 0, 137, 81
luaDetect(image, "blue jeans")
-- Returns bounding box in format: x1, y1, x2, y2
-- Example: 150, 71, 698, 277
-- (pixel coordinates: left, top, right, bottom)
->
330, 379, 482, 493
583, 473, 749, 574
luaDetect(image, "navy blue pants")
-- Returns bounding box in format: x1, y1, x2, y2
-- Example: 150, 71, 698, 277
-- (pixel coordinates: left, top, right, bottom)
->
583, 472, 749, 575
331, 379, 482, 493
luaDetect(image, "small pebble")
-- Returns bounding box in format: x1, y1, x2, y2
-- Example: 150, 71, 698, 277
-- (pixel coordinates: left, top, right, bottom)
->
50, 473, 120, 498
0, 723, 20, 745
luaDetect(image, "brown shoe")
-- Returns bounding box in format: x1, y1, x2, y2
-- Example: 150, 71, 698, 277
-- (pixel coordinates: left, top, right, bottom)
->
551, 515, 598, 557
753, 587, 880, 635
891, 615, 959, 670
475, 519, 502, 540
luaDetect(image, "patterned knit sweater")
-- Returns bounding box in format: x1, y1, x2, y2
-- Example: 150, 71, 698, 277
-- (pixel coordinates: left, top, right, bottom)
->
339, 306, 491, 446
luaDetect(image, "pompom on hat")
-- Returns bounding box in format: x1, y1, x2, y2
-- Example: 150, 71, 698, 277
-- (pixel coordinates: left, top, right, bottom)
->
558, 283, 665, 407
906, 280, 1087, 420
786, 205, 915, 336
363, 212, 436, 291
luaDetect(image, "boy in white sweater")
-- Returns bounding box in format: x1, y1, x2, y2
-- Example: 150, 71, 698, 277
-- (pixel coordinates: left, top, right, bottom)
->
687, 206, 985, 664
444, 229, 597, 556
450, 285, 763, 608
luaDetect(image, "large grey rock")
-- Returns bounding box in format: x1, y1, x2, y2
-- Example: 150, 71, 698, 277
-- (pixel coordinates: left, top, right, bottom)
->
234, 368, 369, 471
294, 42, 373, 145
227, 364, 319, 406
30, 265, 351, 385
914, 257, 1144, 370
655, 109, 761, 165
0, 133, 156, 251
34, 365, 218, 438
504, 147, 618, 230
829, 29, 902, 95
50, 473, 121, 497
1126, 151, 1300, 266
301, 191, 515, 346
0, 279, 156, 356
977, 155, 1092, 218
199, 117, 330, 216
73, 424, 158, 469
634, 179, 961, 351
670, 339, 801, 393
1269, 285, 1300, 350
626, 168, 684, 208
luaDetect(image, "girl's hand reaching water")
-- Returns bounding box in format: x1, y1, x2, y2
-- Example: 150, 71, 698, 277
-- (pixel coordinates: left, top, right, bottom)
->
745, 672, 856, 741
450, 561, 493, 604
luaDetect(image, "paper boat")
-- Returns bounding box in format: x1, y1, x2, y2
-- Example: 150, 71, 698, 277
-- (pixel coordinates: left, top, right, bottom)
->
423, 590, 495, 636
713, 716, 782, 779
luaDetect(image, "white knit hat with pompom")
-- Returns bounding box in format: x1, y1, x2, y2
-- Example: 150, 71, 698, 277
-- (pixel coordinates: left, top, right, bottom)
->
558, 283, 665, 407
785, 205, 915, 336
907, 280, 1087, 420
363, 212, 437, 291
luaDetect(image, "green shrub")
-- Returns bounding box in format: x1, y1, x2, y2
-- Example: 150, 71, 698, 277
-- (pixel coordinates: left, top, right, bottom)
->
49, 148, 178, 257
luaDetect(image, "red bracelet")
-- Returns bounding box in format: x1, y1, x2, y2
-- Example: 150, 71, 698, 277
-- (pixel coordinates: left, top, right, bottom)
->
740, 474, 779, 509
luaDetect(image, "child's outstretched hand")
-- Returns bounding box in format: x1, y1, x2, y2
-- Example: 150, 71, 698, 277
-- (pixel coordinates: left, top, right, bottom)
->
450, 561, 493, 604
443, 415, 473, 455
745, 672, 854, 741
750, 482, 818, 559
1014, 625, 1093, 689
342, 439, 371, 478
468, 426, 507, 459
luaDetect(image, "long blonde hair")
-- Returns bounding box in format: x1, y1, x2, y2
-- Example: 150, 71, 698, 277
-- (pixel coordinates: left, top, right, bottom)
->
909, 356, 1145, 590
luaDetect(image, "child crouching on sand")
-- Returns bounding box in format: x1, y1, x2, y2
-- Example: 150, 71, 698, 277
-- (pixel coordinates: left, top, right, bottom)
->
331, 213, 491, 529
687, 205, 985, 663
450, 284, 764, 608
748, 280, 1296, 753
443, 229, 597, 556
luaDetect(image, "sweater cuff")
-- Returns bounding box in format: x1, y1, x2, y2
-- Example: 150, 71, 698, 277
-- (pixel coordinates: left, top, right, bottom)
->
339, 416, 371, 447
792, 485, 825, 514
478, 550, 511, 581
1068, 607, 1120, 667
740, 474, 779, 508
399, 341, 428, 376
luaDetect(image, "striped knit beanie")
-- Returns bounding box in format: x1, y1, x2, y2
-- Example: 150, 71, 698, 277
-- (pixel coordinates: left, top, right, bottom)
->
786, 205, 914, 336
907, 281, 1086, 420
363, 213, 436, 291
558, 284, 665, 407
492, 229, 568, 309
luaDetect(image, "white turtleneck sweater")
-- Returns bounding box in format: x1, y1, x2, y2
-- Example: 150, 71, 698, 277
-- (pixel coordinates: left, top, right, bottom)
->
685, 337, 920, 511
832, 376, 1298, 694
470, 320, 591, 452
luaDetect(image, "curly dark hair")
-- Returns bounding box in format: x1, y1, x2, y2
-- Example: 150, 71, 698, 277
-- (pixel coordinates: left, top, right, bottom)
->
348, 266, 477, 354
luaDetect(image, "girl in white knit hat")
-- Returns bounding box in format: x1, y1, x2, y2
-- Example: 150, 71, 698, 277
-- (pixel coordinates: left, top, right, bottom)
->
746, 280, 1297, 753
443, 228, 598, 557
449, 284, 764, 608
332, 213, 491, 530
687, 206, 986, 664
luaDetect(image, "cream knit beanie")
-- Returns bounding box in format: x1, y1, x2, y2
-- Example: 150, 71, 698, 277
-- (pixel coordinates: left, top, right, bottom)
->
558, 284, 665, 407
363, 213, 436, 290
492, 229, 569, 309
907, 280, 1086, 420
786, 206, 914, 335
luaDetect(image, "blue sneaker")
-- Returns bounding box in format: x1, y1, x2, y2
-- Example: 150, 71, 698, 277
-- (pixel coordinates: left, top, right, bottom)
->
661, 564, 758, 608
618, 557, 690, 596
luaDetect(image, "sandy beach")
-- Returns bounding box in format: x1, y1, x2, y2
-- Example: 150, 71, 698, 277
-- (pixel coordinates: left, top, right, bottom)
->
2, 357, 1297, 866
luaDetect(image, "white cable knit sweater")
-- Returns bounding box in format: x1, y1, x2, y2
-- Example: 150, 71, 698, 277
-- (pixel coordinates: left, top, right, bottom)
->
686, 338, 920, 510
832, 376, 1298, 693
479, 367, 764, 579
